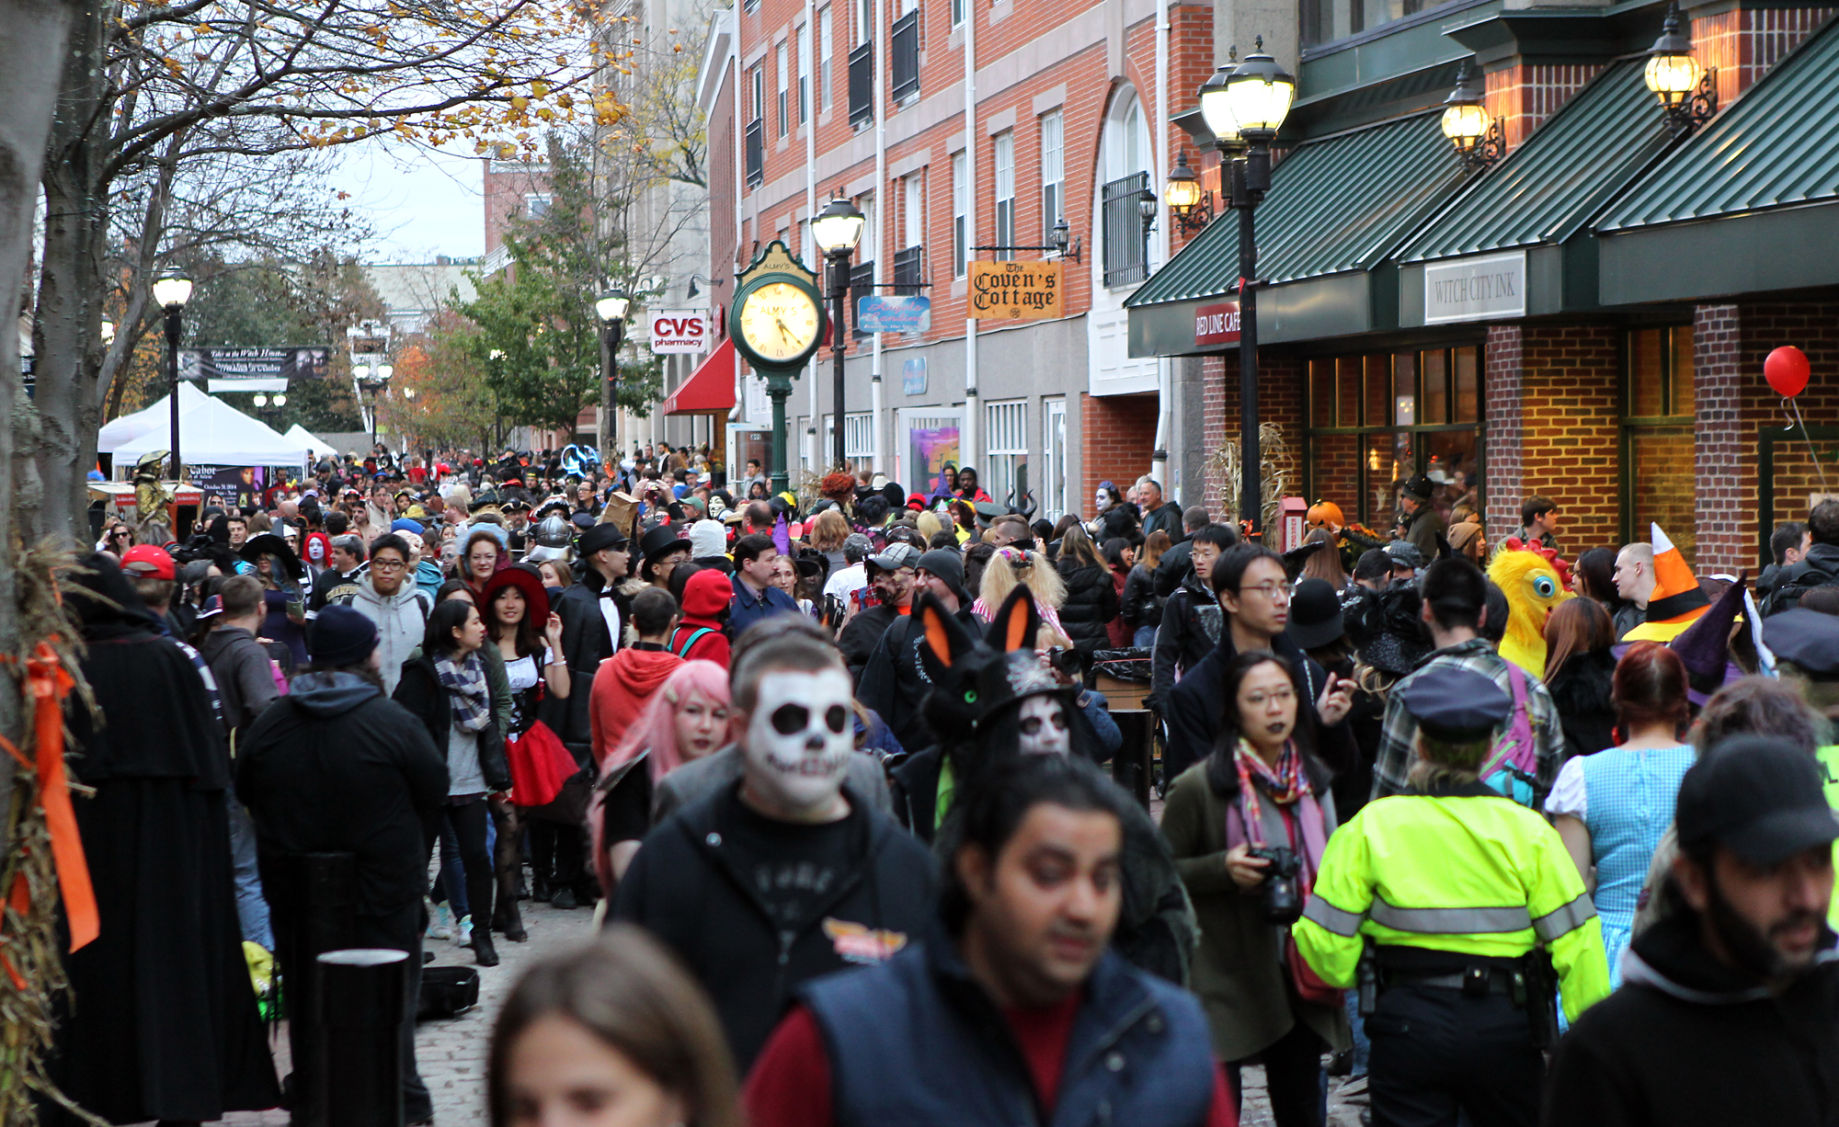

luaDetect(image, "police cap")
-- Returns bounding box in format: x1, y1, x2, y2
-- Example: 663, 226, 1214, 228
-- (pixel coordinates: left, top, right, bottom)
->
1763, 608, 1839, 679
1399, 667, 1510, 742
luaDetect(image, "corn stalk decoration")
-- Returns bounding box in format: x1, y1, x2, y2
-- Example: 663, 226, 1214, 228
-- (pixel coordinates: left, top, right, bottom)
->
0, 543, 104, 1126
1206, 423, 1294, 535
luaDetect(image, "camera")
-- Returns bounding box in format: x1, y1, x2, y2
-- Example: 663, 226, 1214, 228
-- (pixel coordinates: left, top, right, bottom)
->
1246, 845, 1303, 924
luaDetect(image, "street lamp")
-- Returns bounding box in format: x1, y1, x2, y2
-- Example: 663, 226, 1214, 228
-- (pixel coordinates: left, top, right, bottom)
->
1441, 60, 1504, 171
812, 198, 865, 472
151, 268, 193, 482
1645, 1, 1716, 135
1164, 149, 1212, 235
596, 288, 630, 469
1198, 37, 1294, 537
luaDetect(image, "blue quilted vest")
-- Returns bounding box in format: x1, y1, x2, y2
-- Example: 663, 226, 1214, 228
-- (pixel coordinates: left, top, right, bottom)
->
801, 939, 1217, 1127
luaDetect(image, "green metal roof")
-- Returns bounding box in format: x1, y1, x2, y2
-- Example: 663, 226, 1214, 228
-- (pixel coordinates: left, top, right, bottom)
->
1399, 59, 1672, 262
1597, 17, 1839, 232
1126, 113, 1464, 308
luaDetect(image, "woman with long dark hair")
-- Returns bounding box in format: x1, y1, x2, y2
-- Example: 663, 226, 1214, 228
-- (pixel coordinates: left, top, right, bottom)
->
1160, 650, 1346, 1126
1123, 529, 1170, 647
394, 598, 512, 966
488, 926, 740, 1127
1542, 597, 1618, 763
1545, 642, 1694, 987
1053, 524, 1120, 662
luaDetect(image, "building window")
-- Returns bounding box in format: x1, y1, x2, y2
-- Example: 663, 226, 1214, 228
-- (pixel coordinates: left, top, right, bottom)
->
796, 24, 809, 124
951, 0, 964, 27
824, 412, 876, 473
746, 68, 765, 187
751, 66, 764, 122
985, 400, 1029, 509
1622, 326, 1696, 559
1039, 110, 1063, 244
1304, 346, 1483, 528
1042, 397, 1067, 522
1303, 0, 1463, 50
855, 0, 871, 45
777, 43, 788, 137
848, 41, 874, 126
993, 131, 1015, 262
903, 174, 923, 249
891, 2, 920, 101
523, 193, 553, 219
952, 151, 967, 278
819, 9, 832, 113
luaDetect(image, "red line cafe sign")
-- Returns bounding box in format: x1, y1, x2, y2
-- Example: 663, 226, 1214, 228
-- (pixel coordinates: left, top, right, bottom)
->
1193, 301, 1241, 348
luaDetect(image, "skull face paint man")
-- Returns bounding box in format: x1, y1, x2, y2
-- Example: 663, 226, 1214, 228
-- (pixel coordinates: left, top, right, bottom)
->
742, 668, 856, 819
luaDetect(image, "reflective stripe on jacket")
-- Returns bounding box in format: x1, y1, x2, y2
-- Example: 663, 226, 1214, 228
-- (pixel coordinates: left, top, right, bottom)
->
1293, 779, 1610, 1023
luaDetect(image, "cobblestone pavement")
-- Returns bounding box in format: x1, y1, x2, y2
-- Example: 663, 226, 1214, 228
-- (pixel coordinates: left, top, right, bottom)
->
206, 896, 601, 1127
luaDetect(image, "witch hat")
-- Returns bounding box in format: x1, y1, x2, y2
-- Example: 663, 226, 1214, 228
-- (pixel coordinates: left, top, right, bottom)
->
1668, 573, 1747, 703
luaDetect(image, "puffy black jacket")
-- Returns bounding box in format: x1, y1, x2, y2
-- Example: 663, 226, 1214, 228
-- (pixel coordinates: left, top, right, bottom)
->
611, 782, 936, 1069
1761, 541, 1839, 615
1055, 558, 1119, 655
1150, 572, 1221, 712
392, 653, 512, 793
1121, 563, 1163, 632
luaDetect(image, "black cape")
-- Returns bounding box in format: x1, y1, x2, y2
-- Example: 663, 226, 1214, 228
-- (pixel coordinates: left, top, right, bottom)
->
42, 554, 278, 1124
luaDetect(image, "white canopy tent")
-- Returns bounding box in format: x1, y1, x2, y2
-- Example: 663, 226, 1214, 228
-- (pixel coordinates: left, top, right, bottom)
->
99, 382, 311, 471
284, 424, 337, 462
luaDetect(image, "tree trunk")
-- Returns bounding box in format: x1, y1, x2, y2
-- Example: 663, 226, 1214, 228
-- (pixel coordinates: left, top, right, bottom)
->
33, 0, 111, 544
0, 0, 83, 871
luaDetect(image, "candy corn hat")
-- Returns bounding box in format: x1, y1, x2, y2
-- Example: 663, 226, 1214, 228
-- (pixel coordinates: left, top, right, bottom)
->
1622, 523, 1711, 643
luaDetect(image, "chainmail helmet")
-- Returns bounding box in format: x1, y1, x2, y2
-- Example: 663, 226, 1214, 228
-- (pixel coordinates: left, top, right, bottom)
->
532, 513, 574, 548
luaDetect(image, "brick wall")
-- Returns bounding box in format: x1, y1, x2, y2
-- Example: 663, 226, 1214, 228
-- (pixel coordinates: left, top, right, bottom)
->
1195, 352, 1303, 525
1695, 6, 1836, 108
1483, 325, 1525, 548
1485, 63, 1603, 150
1518, 323, 1620, 554
1081, 392, 1159, 513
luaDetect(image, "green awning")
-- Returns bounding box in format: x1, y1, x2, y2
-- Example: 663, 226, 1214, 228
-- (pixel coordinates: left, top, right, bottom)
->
1400, 60, 1669, 263
1126, 112, 1466, 355
1594, 18, 1839, 304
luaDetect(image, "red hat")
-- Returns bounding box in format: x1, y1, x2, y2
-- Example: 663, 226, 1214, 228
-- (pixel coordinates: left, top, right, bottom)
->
120, 544, 175, 580
681, 568, 734, 620
480, 563, 551, 617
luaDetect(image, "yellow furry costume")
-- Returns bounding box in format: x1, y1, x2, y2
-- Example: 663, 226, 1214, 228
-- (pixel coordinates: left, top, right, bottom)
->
1487, 538, 1572, 680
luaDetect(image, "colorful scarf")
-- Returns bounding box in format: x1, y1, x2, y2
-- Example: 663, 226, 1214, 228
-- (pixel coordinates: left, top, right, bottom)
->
436, 652, 492, 733
1233, 737, 1321, 891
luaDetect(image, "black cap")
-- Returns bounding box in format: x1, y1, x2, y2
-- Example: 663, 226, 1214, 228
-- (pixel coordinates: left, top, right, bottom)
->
916, 548, 970, 604
308, 605, 380, 666
1398, 667, 1510, 742
578, 523, 630, 556
1399, 474, 1434, 504
1677, 736, 1839, 867
1765, 609, 1839, 679
1286, 578, 1345, 650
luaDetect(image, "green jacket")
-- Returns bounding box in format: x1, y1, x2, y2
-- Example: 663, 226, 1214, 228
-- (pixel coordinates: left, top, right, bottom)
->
1160, 760, 1349, 1062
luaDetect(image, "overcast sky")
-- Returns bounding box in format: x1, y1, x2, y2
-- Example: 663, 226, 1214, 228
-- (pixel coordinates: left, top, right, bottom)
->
337, 144, 485, 263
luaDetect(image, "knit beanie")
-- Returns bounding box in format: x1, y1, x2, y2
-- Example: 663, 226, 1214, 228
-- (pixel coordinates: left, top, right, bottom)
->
308, 604, 380, 667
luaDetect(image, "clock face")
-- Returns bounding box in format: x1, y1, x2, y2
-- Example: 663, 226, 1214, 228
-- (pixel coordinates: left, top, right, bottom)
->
738, 281, 823, 364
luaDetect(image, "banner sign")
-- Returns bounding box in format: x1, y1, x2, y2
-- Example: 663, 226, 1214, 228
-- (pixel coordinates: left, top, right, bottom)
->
649, 309, 711, 354
1423, 251, 1527, 324
180, 347, 330, 393
1193, 301, 1242, 348
858, 295, 933, 334
969, 261, 1063, 321
902, 356, 927, 396
190, 464, 267, 510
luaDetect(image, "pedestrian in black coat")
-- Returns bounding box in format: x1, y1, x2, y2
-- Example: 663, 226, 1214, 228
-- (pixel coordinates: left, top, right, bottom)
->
1054, 525, 1120, 659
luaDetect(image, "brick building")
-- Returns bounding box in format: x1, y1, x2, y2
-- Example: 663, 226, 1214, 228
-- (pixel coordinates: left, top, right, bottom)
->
697, 0, 1251, 517
1127, 0, 1839, 574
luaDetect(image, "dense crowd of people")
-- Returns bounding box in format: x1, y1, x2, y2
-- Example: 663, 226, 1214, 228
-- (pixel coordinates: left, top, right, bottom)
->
37, 443, 1839, 1127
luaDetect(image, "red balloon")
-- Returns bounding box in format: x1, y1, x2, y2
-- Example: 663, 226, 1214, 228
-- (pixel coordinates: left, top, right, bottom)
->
1766, 346, 1811, 398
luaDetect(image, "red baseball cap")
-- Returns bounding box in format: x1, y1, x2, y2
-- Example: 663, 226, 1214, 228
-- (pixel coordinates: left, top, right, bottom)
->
120, 544, 175, 580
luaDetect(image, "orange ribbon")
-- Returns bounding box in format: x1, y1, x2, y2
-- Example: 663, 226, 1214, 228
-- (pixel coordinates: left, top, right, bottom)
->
0, 643, 97, 956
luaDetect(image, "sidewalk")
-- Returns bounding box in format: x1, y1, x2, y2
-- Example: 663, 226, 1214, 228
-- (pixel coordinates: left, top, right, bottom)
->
210, 898, 600, 1127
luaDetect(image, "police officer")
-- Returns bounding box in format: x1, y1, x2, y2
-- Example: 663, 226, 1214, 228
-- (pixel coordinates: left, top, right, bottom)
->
1292, 667, 1609, 1127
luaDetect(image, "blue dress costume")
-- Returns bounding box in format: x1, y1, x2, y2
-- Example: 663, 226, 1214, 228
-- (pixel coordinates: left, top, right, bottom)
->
1549, 744, 1694, 988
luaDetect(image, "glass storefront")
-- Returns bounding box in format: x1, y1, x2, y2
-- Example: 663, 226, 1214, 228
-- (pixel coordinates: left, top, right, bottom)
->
1305, 345, 1483, 529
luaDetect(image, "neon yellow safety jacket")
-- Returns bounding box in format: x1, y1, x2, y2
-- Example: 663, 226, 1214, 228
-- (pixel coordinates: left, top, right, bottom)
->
1293, 782, 1610, 1023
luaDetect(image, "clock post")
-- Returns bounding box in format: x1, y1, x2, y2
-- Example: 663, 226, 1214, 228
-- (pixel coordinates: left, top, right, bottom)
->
729, 241, 828, 496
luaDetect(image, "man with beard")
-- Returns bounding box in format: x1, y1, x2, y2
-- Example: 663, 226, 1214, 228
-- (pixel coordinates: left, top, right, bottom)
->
612, 630, 935, 1070
1543, 735, 1839, 1127
838, 543, 919, 682
746, 755, 1232, 1127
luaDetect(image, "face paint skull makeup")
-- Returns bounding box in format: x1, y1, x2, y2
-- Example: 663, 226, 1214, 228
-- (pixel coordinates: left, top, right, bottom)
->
1016, 694, 1071, 756
743, 668, 856, 816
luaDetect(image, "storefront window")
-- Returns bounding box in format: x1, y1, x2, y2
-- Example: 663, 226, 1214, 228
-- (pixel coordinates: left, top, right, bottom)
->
1622, 326, 1696, 559
1305, 345, 1483, 529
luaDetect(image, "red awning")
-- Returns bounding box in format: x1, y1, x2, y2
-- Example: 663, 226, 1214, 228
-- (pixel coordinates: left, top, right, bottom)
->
661, 338, 737, 416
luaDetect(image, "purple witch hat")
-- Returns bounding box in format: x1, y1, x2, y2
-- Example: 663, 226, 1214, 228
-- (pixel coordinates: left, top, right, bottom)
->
1668, 573, 1749, 707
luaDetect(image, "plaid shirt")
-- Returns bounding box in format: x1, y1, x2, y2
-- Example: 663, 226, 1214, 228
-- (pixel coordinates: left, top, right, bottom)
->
1369, 637, 1562, 805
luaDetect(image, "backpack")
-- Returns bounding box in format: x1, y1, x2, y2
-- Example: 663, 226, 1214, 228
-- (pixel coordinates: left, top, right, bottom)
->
671, 627, 715, 658
1479, 664, 1539, 807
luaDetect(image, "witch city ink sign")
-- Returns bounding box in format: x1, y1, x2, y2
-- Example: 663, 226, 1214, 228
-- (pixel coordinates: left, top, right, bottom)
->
1423, 251, 1526, 324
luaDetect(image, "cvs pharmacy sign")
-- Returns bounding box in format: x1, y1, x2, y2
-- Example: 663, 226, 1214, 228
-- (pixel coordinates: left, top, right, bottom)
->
649, 309, 710, 355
